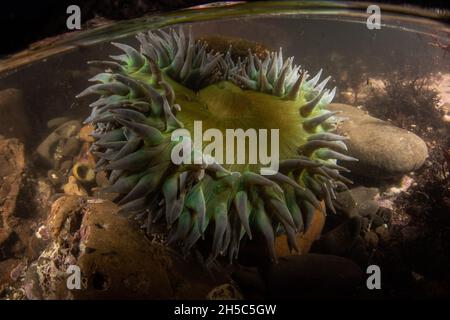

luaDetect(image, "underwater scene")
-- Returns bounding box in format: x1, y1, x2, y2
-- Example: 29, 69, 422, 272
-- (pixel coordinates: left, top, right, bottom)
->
0, 2, 449, 300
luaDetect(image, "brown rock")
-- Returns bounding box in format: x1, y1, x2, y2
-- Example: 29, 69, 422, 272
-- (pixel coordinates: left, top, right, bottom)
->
79, 124, 95, 143
0, 89, 31, 142
0, 259, 22, 293
364, 230, 379, 248
62, 176, 88, 196
207, 283, 243, 300
46, 195, 85, 239
375, 225, 390, 244
275, 201, 326, 256
26, 196, 225, 299
75, 199, 173, 299
0, 138, 25, 251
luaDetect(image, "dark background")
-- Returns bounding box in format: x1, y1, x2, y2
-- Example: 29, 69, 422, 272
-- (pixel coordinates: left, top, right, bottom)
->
0, 0, 448, 57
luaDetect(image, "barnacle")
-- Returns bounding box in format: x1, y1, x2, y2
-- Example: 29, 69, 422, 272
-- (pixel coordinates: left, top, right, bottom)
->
78, 27, 357, 263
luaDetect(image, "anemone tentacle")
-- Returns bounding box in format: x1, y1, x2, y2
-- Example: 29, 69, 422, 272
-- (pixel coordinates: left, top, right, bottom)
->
79, 27, 356, 263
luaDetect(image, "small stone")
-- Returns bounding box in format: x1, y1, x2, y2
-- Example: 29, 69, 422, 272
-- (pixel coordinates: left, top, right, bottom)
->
60, 137, 80, 158
47, 169, 65, 186
361, 217, 370, 231
348, 235, 370, 266
275, 201, 325, 256
377, 207, 393, 224
329, 103, 429, 178
375, 225, 390, 244
368, 213, 385, 229
46, 195, 85, 239
207, 283, 243, 300
95, 171, 110, 188
79, 124, 95, 143
36, 120, 81, 167
0, 139, 25, 250
0, 259, 22, 293
364, 231, 379, 248
59, 159, 73, 173
334, 186, 379, 218
9, 261, 26, 282
62, 176, 88, 196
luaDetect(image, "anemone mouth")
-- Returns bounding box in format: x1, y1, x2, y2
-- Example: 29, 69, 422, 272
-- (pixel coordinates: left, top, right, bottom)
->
78, 27, 357, 264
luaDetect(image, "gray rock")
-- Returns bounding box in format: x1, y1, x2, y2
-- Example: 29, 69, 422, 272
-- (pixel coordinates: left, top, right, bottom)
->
328, 103, 428, 178
334, 186, 380, 218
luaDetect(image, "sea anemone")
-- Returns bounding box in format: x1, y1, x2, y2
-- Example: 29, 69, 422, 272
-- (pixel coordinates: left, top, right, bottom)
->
77, 27, 357, 263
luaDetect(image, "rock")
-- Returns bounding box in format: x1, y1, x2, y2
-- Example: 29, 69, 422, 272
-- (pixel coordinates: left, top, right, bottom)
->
79, 124, 95, 143
375, 225, 390, 244
347, 235, 370, 266
24, 196, 225, 299
36, 120, 81, 168
275, 201, 326, 256
334, 186, 379, 218
328, 103, 428, 178
95, 171, 109, 188
47, 117, 70, 129
47, 169, 66, 186
0, 259, 22, 293
207, 283, 244, 300
62, 176, 88, 196
75, 199, 174, 299
368, 212, 385, 229
240, 202, 326, 265
261, 254, 363, 299
311, 216, 361, 256
377, 207, 393, 224
364, 231, 379, 248
0, 139, 25, 254
60, 137, 80, 158
0, 89, 31, 143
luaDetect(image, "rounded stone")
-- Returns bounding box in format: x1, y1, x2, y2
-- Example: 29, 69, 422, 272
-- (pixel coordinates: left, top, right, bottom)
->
328, 103, 428, 178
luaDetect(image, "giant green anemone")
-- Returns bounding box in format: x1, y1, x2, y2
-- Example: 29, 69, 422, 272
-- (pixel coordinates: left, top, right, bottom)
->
78, 27, 357, 263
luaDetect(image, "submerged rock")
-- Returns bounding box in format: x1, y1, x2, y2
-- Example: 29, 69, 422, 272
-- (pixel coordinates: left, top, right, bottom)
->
329, 103, 428, 178
334, 186, 380, 218
36, 120, 81, 168
261, 254, 363, 299
311, 217, 362, 256
0, 139, 25, 257
24, 196, 226, 299
0, 88, 31, 143
207, 283, 244, 300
